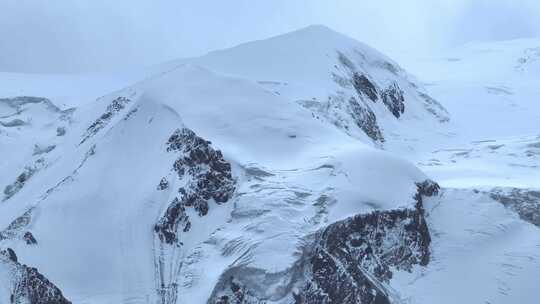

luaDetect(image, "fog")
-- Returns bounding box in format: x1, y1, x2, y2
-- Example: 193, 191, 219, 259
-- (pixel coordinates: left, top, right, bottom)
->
1, 0, 539, 73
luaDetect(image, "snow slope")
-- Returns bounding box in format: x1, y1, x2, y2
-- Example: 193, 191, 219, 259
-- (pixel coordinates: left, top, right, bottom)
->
158, 25, 449, 147
404, 38, 540, 189
0, 63, 429, 303
0, 26, 539, 304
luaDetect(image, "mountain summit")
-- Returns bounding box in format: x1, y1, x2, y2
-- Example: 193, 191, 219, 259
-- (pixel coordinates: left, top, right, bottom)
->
160, 25, 449, 146
1, 26, 538, 304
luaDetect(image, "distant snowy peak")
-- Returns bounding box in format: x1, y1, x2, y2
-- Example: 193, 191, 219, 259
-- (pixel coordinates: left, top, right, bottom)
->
421, 37, 540, 83
158, 25, 448, 145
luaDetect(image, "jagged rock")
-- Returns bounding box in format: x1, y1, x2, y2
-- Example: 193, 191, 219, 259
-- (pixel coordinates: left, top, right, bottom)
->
3, 159, 45, 201
154, 128, 235, 303
3, 170, 34, 200
214, 276, 265, 304
155, 128, 235, 245
0, 209, 33, 241
381, 83, 405, 118
349, 97, 384, 142
209, 180, 438, 304
0, 248, 71, 304
298, 94, 385, 143
352, 74, 379, 102
6, 248, 17, 263
23, 232, 37, 245
416, 179, 440, 197
296, 203, 431, 303
157, 177, 169, 190
80, 96, 131, 144
489, 188, 540, 227
56, 127, 66, 136
155, 197, 191, 245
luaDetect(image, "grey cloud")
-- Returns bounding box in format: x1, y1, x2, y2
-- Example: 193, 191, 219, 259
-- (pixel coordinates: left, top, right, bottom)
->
0, 0, 538, 73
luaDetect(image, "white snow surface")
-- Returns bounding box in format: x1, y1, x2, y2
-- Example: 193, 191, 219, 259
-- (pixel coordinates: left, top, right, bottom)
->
0, 64, 426, 303
0, 26, 539, 303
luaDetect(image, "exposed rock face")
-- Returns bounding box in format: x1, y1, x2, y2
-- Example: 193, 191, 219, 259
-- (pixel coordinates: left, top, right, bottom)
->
3, 159, 45, 201
157, 177, 170, 191
416, 179, 441, 197
298, 95, 385, 143
0, 209, 33, 242
295, 183, 434, 304
349, 97, 385, 143
5, 248, 17, 263
381, 83, 405, 118
353, 74, 379, 102
56, 127, 66, 136
209, 180, 439, 304
0, 248, 71, 304
352, 74, 406, 119
154, 128, 235, 245
489, 188, 540, 227
23, 232, 37, 245
154, 128, 235, 304
334, 59, 392, 143
214, 276, 263, 304
80, 96, 131, 144
3, 167, 37, 201
298, 50, 448, 144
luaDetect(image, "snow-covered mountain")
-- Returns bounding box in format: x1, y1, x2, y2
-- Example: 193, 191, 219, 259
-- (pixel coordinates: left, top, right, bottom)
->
0, 26, 538, 304
158, 25, 449, 147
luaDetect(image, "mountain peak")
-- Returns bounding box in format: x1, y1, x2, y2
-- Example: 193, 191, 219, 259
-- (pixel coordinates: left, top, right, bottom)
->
288, 24, 341, 36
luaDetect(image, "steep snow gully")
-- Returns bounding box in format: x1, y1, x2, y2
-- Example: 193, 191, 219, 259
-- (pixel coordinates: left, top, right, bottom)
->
0, 25, 539, 304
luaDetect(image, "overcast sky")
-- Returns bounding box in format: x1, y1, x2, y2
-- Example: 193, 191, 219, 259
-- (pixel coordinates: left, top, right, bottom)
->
1, 0, 539, 73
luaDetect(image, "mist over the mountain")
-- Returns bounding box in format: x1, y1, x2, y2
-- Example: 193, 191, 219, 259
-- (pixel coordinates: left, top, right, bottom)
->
1, 0, 540, 73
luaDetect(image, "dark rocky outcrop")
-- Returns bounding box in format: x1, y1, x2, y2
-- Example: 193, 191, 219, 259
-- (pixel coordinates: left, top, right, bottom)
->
381, 83, 405, 118
209, 180, 439, 304
489, 188, 540, 227
80, 96, 131, 144
23, 232, 37, 245
0, 248, 71, 304
3, 159, 45, 201
214, 277, 264, 304
3, 167, 36, 201
6, 248, 17, 263
416, 179, 441, 197
295, 186, 433, 304
154, 128, 235, 245
154, 128, 236, 304
157, 177, 170, 191
56, 127, 66, 136
352, 74, 379, 102
349, 97, 384, 142
0, 209, 33, 242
